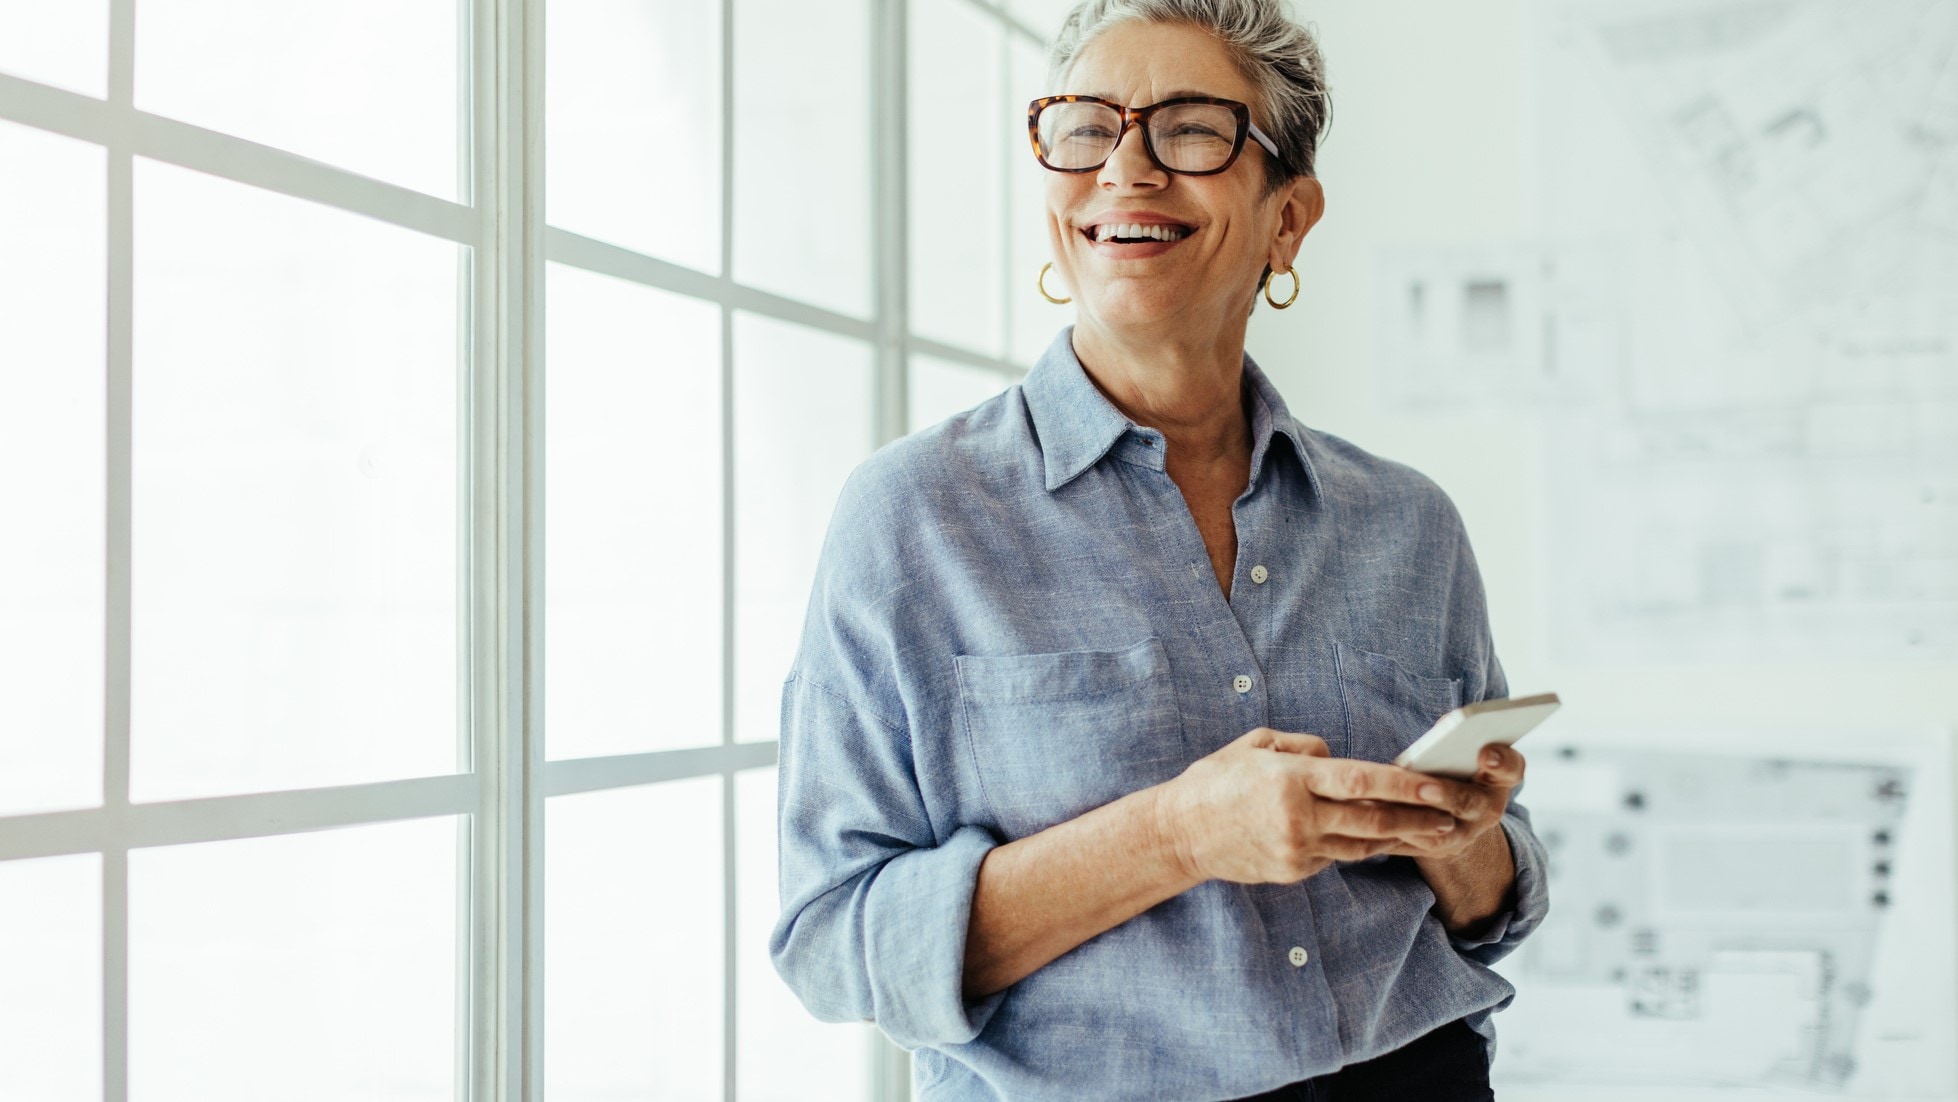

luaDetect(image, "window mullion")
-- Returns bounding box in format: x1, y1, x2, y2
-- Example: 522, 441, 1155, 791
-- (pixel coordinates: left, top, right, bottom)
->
102, 0, 136, 1099
469, 0, 545, 1097
874, 0, 911, 453
871, 1, 913, 1099
718, 0, 741, 1096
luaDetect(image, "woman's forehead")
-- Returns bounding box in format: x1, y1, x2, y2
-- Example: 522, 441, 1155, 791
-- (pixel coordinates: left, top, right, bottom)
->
1060, 20, 1255, 106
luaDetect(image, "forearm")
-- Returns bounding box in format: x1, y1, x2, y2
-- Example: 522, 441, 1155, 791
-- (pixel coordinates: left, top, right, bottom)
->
962, 784, 1205, 1002
1413, 817, 1516, 936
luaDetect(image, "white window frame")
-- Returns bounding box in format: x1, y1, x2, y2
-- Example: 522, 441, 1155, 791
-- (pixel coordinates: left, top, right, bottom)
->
0, 1, 1043, 1099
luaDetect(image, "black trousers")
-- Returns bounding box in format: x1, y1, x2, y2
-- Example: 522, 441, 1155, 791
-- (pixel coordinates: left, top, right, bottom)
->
1220, 1016, 1495, 1102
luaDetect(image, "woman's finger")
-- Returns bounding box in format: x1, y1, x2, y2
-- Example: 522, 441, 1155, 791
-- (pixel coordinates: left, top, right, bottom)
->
1249, 727, 1331, 757
1477, 744, 1526, 785
1304, 757, 1468, 813
1321, 798, 1456, 839
1317, 834, 1400, 861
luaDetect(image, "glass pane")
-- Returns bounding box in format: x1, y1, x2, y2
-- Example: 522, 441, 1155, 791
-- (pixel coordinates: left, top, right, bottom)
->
135, 0, 458, 200
548, 0, 721, 274
1008, 38, 1063, 366
733, 313, 874, 745
547, 777, 723, 1101
0, 121, 105, 816
546, 264, 723, 759
129, 817, 459, 1102
909, 355, 1013, 435
0, 854, 101, 1101
0, 0, 108, 97
733, 0, 872, 317
909, 0, 1004, 355
736, 767, 875, 1101
130, 159, 460, 802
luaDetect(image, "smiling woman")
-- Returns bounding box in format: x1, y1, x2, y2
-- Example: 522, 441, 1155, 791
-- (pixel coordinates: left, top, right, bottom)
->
769, 3, 1552, 1101
1041, 17, 1323, 358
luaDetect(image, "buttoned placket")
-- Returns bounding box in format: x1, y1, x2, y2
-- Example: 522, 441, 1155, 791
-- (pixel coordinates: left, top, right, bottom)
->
1221, 486, 1275, 724
1109, 405, 1339, 1061
1135, 443, 1274, 734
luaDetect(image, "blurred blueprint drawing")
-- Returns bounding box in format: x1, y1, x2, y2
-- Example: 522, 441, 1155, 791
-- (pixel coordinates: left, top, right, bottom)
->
1387, 0, 1958, 661
1373, 240, 1620, 411
1538, 0, 1958, 662
1491, 726, 1957, 1098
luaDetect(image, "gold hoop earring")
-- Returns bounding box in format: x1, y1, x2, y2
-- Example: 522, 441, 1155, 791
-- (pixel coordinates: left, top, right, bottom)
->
1037, 261, 1072, 305
1263, 266, 1300, 309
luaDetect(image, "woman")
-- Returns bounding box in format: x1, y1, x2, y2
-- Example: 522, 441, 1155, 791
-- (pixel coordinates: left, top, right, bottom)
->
771, 2, 1548, 1099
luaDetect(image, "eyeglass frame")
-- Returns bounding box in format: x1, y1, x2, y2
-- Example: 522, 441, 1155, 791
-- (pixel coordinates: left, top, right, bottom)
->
1026, 94, 1285, 177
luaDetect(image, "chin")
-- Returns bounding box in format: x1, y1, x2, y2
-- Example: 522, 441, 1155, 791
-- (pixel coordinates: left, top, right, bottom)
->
1085, 286, 1193, 331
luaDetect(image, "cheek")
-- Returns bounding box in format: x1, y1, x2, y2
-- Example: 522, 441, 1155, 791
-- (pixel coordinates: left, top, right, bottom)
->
1046, 179, 1091, 253
1201, 184, 1270, 255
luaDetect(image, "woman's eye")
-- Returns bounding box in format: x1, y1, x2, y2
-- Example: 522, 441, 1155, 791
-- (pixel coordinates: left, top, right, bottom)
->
1068, 126, 1116, 141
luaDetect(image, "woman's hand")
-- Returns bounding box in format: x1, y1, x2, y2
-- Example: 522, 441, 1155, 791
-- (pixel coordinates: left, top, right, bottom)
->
1153, 727, 1465, 886
1365, 742, 1525, 861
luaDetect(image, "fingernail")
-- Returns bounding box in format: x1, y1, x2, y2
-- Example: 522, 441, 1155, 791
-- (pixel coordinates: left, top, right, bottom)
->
1419, 783, 1443, 801
1483, 749, 1500, 767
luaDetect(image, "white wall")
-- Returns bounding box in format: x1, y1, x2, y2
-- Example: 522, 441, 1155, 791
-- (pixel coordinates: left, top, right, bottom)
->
1247, 0, 1958, 1086
1252, 0, 1957, 789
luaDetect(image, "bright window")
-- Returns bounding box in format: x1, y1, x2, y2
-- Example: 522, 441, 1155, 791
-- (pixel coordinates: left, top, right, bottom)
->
0, 1, 1045, 1098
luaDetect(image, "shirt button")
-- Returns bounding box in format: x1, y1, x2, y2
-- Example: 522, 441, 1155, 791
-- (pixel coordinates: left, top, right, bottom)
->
1250, 564, 1269, 585
1232, 674, 1253, 694
1288, 946, 1308, 967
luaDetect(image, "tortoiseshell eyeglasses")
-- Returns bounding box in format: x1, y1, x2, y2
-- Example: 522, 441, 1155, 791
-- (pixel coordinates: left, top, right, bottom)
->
1027, 94, 1282, 176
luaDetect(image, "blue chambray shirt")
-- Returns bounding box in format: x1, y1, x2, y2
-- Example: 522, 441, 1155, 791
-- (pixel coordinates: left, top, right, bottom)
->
771, 326, 1550, 1102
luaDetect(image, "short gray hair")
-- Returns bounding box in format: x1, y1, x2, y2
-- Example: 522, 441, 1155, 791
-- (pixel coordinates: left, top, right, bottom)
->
1047, 0, 1332, 189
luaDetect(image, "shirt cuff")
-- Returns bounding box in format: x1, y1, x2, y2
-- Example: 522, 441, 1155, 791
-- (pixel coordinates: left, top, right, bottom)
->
1446, 808, 1550, 965
862, 822, 1011, 1049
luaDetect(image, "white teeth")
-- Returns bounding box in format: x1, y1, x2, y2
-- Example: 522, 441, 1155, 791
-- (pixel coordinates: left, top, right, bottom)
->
1091, 222, 1190, 242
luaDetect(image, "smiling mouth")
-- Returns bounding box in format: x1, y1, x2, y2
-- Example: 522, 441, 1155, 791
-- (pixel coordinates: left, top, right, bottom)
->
1083, 222, 1195, 244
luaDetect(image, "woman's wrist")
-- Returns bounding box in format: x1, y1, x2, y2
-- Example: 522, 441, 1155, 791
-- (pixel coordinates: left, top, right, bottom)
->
963, 782, 1217, 1001
1413, 822, 1516, 932
1148, 781, 1199, 891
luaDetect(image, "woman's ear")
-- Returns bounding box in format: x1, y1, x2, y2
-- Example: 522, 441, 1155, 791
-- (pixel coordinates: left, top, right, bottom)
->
1267, 176, 1324, 273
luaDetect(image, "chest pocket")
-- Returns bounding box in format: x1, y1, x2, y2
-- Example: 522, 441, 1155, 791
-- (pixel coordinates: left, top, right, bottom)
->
954, 636, 1187, 841
1333, 639, 1463, 765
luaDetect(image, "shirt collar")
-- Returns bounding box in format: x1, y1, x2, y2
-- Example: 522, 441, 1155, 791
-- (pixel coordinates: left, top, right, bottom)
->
1020, 325, 1323, 504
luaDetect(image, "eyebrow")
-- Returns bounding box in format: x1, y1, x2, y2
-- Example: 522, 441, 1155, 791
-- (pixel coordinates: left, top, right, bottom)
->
1079, 89, 1227, 102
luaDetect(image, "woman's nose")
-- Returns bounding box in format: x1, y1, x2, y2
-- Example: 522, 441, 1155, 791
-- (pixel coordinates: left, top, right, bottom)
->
1098, 119, 1166, 189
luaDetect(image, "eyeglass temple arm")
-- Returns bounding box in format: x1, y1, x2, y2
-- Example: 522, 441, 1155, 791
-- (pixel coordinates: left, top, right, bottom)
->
1246, 120, 1281, 161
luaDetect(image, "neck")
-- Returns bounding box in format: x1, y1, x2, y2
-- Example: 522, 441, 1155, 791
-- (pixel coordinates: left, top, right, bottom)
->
1069, 316, 1253, 468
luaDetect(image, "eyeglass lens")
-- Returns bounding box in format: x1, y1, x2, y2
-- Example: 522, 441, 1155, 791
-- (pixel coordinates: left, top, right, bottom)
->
1037, 101, 1242, 173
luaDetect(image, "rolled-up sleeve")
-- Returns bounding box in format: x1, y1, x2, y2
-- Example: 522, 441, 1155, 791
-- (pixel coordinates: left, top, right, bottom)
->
1446, 784, 1551, 965
769, 672, 1009, 1048
1445, 645, 1552, 966
766, 458, 1012, 1049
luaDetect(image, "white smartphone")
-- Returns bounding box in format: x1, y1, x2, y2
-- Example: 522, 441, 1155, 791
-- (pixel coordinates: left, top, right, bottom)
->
1392, 692, 1561, 779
